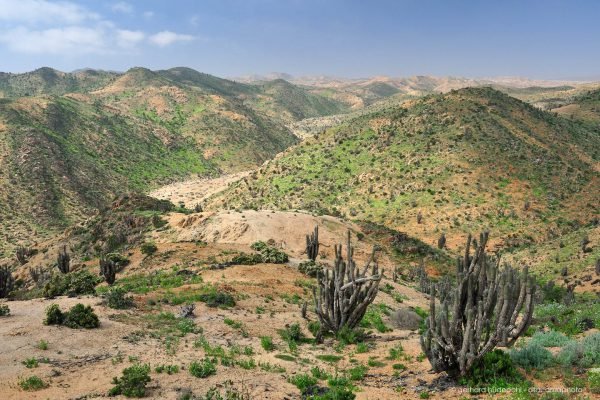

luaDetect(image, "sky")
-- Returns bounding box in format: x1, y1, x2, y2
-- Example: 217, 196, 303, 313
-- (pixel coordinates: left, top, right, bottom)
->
0, 0, 598, 79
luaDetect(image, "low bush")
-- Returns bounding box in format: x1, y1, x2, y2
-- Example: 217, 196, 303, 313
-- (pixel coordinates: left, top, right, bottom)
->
589, 368, 600, 395
19, 375, 47, 391
298, 260, 323, 277
530, 330, 571, 347
140, 242, 158, 257
189, 358, 217, 378
198, 291, 235, 308
109, 363, 151, 397
460, 349, 523, 387
0, 304, 10, 316
104, 287, 134, 309
510, 342, 554, 370
289, 373, 318, 394
44, 304, 64, 325
63, 303, 100, 329
260, 336, 275, 351
557, 332, 600, 368
44, 303, 99, 329
43, 270, 101, 298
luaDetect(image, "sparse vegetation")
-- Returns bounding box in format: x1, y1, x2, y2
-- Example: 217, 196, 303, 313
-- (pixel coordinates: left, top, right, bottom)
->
109, 363, 151, 397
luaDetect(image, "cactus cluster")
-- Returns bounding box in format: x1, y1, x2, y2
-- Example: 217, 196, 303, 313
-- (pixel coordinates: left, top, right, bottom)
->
57, 245, 70, 274
313, 230, 383, 337
420, 232, 535, 378
306, 225, 319, 261
0, 265, 15, 298
99, 256, 117, 285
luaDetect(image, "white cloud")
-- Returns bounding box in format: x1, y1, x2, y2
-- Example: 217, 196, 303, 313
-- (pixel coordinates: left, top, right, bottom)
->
0, 26, 107, 55
0, 0, 98, 24
111, 2, 133, 14
143, 11, 155, 19
116, 29, 144, 48
149, 31, 194, 47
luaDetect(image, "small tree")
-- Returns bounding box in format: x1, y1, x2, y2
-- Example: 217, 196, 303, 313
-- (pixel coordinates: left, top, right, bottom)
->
420, 232, 535, 378
57, 245, 70, 274
313, 230, 383, 338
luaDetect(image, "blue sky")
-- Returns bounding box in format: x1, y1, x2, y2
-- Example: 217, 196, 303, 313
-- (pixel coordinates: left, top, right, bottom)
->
0, 0, 598, 79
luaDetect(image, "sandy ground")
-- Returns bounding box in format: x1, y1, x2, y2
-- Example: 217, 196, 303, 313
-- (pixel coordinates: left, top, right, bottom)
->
149, 171, 251, 208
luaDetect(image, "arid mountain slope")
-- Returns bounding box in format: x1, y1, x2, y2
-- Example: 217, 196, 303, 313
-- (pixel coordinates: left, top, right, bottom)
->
207, 87, 599, 250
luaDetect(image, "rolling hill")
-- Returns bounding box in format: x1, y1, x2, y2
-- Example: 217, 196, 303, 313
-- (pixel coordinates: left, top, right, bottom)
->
0, 67, 353, 257
207, 87, 599, 251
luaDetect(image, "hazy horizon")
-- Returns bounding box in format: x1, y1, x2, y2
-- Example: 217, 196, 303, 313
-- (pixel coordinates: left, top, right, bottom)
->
0, 0, 599, 80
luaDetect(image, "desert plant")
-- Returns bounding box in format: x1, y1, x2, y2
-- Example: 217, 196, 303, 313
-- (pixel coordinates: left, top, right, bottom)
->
19, 375, 47, 391
437, 233, 446, 249
260, 336, 275, 351
43, 270, 101, 298
509, 342, 554, 370
460, 349, 522, 387
140, 242, 158, 257
189, 358, 217, 378
313, 230, 383, 337
306, 225, 319, 261
56, 245, 70, 274
0, 304, 10, 316
298, 260, 323, 277
29, 266, 49, 286
16, 246, 36, 265
63, 303, 100, 329
44, 304, 64, 325
529, 330, 570, 348
0, 265, 15, 298
420, 232, 536, 378
99, 255, 117, 285
105, 286, 134, 309
109, 363, 151, 397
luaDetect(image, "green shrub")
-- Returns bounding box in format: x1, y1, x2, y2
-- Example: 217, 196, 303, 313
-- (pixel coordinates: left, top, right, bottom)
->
230, 252, 263, 265
44, 304, 64, 325
336, 326, 365, 345
461, 349, 522, 387
22, 357, 39, 368
105, 287, 134, 309
109, 363, 151, 397
588, 368, 600, 394
36, 339, 48, 350
63, 303, 100, 329
198, 291, 235, 308
154, 364, 179, 374
189, 358, 217, 378
360, 304, 391, 333
0, 304, 10, 316
557, 332, 600, 368
260, 336, 275, 351
289, 373, 318, 394
530, 330, 571, 347
43, 270, 101, 298
347, 364, 368, 381
140, 242, 158, 257
19, 375, 47, 391
510, 342, 554, 370
298, 260, 323, 277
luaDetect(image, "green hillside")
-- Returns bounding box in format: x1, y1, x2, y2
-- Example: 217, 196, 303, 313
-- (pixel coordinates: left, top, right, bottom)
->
208, 87, 599, 250
0, 67, 354, 256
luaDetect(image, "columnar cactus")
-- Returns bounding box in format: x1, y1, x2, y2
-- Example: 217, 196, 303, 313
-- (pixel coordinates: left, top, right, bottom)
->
99, 256, 117, 285
57, 245, 70, 274
306, 225, 319, 261
0, 265, 15, 298
420, 232, 535, 378
313, 230, 383, 336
